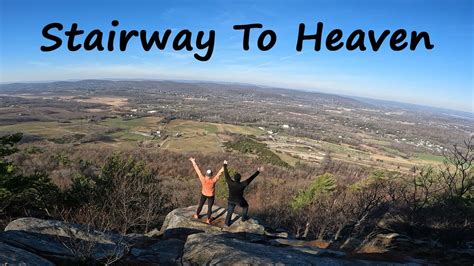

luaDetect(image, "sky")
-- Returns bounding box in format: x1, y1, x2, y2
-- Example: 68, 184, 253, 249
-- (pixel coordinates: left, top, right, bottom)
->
0, 0, 472, 112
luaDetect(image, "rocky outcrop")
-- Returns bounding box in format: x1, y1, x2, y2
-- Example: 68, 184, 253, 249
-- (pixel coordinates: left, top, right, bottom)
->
5, 217, 121, 244
1, 218, 129, 264
1, 205, 427, 265
160, 205, 265, 239
125, 238, 185, 265
183, 232, 356, 265
358, 233, 411, 253
358, 233, 443, 254
0, 241, 54, 266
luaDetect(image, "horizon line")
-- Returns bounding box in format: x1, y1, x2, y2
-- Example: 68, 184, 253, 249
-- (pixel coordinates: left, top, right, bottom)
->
1, 77, 472, 115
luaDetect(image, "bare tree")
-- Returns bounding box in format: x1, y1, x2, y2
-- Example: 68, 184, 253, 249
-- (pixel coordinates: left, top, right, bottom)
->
439, 136, 473, 202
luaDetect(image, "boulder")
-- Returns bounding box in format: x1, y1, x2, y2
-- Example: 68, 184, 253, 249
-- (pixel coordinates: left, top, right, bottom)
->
264, 228, 290, 239
269, 239, 341, 256
0, 230, 74, 256
358, 233, 442, 254
5, 217, 121, 244
3, 216, 185, 265
1, 208, 426, 265
160, 205, 265, 239
0, 230, 127, 263
182, 232, 407, 265
128, 238, 185, 265
358, 233, 409, 253
0, 241, 54, 265
3, 218, 128, 263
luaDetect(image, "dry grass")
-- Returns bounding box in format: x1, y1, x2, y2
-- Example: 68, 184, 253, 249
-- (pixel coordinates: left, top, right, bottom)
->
162, 135, 223, 153
67, 96, 129, 107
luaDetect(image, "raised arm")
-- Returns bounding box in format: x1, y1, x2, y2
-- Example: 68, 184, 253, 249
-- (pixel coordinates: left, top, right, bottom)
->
242, 167, 263, 186
223, 160, 231, 183
189, 157, 204, 180
213, 166, 224, 181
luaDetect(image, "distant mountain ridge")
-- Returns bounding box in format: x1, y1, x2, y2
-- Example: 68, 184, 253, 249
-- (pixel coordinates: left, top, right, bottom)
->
1, 79, 470, 120
350, 96, 473, 120
0, 79, 368, 108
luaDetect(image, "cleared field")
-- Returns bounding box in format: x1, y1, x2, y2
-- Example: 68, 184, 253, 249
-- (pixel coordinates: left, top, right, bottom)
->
0, 117, 447, 171
0, 117, 264, 153
0, 122, 66, 137
161, 135, 223, 153
274, 151, 300, 166
261, 133, 447, 172
111, 131, 149, 141
164, 120, 264, 136
362, 138, 392, 146
416, 153, 445, 163
65, 96, 129, 107
165, 120, 218, 135
0, 120, 109, 138
214, 123, 264, 136
159, 120, 264, 153
100, 117, 162, 130
382, 146, 408, 158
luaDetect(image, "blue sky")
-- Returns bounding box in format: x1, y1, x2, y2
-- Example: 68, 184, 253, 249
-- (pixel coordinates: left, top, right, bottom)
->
0, 0, 472, 112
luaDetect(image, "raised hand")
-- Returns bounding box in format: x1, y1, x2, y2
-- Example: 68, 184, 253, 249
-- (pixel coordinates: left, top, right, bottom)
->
224, 160, 228, 165
257, 166, 264, 172
189, 157, 196, 162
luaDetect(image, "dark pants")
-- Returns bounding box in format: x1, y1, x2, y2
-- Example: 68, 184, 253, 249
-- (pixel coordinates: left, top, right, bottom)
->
196, 194, 215, 219
225, 200, 249, 226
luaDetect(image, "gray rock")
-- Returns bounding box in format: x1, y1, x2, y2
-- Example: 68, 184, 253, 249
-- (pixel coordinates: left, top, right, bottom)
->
269, 238, 346, 257
358, 233, 440, 254
264, 230, 289, 239
464, 241, 474, 249
5, 217, 120, 245
4, 216, 184, 264
292, 246, 347, 258
0, 230, 127, 263
182, 232, 407, 265
269, 238, 310, 247
2, 209, 426, 265
160, 205, 265, 239
358, 233, 406, 253
3, 219, 128, 263
0, 230, 74, 257
129, 238, 185, 265
0, 241, 54, 266
145, 228, 163, 238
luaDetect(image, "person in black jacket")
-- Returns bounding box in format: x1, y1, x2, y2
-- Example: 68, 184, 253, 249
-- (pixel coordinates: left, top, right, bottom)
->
223, 160, 263, 226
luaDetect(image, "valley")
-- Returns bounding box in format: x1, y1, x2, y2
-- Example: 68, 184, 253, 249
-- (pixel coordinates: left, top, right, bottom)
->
1, 79, 470, 173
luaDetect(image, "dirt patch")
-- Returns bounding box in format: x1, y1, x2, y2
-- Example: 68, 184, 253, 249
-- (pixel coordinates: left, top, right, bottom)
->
71, 97, 129, 107
85, 108, 106, 112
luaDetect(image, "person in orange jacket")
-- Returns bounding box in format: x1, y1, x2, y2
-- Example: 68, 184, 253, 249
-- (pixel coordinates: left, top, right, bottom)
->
189, 157, 224, 224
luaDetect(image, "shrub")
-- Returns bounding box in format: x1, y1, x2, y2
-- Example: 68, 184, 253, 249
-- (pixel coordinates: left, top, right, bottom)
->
64, 154, 172, 233
0, 133, 22, 176
1, 133, 60, 217
291, 173, 336, 210
225, 137, 289, 168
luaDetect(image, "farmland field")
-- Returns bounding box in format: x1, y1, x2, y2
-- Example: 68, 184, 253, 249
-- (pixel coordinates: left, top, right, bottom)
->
0, 115, 453, 173
0, 80, 471, 174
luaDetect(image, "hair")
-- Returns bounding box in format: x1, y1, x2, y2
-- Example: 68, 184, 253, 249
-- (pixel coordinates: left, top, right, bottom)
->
233, 173, 241, 182
206, 169, 213, 176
